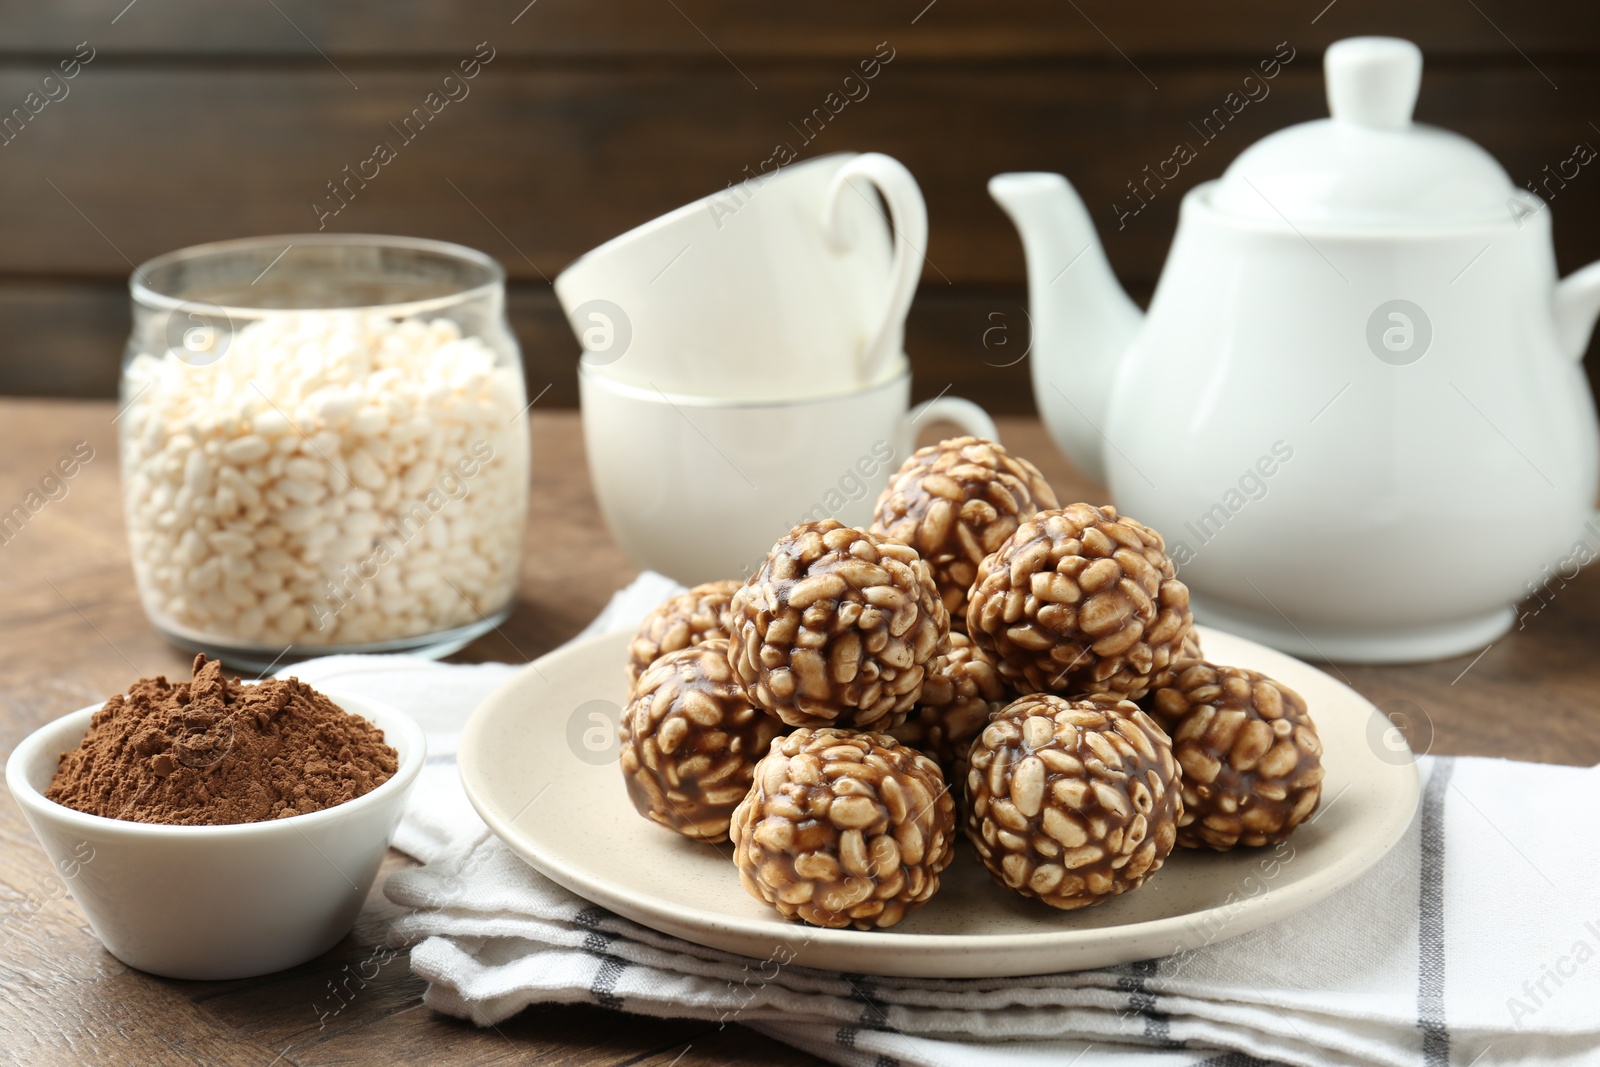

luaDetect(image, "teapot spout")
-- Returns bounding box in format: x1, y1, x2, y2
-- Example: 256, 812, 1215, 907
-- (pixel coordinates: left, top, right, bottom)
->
989, 173, 1143, 485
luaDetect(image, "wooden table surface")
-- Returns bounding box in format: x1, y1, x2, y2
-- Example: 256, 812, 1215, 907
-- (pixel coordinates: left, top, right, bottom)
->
2, 398, 1598, 1067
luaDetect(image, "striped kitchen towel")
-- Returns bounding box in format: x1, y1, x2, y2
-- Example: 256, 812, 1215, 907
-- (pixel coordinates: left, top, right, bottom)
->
283, 574, 1600, 1067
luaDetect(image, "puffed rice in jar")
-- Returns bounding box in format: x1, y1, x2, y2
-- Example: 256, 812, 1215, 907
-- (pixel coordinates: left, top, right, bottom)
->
119, 236, 530, 668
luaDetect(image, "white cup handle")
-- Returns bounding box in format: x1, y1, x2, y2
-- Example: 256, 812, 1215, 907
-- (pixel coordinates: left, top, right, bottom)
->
823, 153, 928, 387
899, 396, 999, 455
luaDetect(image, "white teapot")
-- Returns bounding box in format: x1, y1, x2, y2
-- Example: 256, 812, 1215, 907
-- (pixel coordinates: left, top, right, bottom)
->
991, 36, 1600, 663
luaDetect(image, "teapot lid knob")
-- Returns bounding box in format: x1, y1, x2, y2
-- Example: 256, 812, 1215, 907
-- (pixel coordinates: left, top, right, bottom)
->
1211, 35, 1517, 225
1325, 37, 1422, 131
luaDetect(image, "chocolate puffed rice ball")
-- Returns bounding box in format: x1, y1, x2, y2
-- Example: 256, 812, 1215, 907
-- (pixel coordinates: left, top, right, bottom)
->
889, 630, 1009, 788
727, 521, 949, 730
871, 437, 1059, 631
966, 503, 1193, 700
619, 640, 787, 842
1149, 663, 1324, 850
1143, 628, 1204, 702
730, 728, 956, 930
966, 695, 1181, 910
627, 580, 741, 688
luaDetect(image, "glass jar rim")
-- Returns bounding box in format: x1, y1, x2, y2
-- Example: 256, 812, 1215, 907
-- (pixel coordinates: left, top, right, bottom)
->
129, 233, 507, 320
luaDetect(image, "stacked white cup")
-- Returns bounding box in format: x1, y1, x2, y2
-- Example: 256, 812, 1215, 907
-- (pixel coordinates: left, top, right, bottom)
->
558, 152, 996, 584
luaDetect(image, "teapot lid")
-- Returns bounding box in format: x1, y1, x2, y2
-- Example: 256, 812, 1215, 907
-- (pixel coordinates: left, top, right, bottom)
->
1208, 37, 1518, 227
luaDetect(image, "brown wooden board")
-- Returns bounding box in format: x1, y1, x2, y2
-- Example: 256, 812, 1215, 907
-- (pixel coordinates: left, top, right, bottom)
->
0, 0, 1596, 59
0, 63, 1597, 285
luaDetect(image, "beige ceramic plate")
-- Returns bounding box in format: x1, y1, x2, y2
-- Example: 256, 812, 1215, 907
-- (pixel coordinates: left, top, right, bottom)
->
459, 626, 1419, 978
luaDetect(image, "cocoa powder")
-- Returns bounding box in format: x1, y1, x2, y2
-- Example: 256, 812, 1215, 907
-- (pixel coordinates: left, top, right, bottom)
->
45, 655, 398, 825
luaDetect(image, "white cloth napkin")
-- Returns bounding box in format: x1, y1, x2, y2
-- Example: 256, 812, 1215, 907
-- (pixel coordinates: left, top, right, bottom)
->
280, 575, 1600, 1067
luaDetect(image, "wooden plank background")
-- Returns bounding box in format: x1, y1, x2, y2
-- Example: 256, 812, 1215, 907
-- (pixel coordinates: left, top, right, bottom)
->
1, 0, 1598, 412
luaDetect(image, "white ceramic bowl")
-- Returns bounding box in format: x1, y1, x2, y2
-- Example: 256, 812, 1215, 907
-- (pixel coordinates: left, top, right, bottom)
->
5, 690, 423, 980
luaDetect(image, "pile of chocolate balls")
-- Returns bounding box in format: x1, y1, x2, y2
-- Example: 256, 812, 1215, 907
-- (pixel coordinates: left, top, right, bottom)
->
619, 437, 1325, 931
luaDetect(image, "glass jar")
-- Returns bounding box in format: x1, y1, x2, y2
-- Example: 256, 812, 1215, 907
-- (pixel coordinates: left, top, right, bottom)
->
120, 234, 530, 670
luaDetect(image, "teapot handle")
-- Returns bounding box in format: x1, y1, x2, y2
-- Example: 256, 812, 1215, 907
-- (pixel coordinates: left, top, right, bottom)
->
823, 153, 927, 388
1555, 259, 1600, 361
